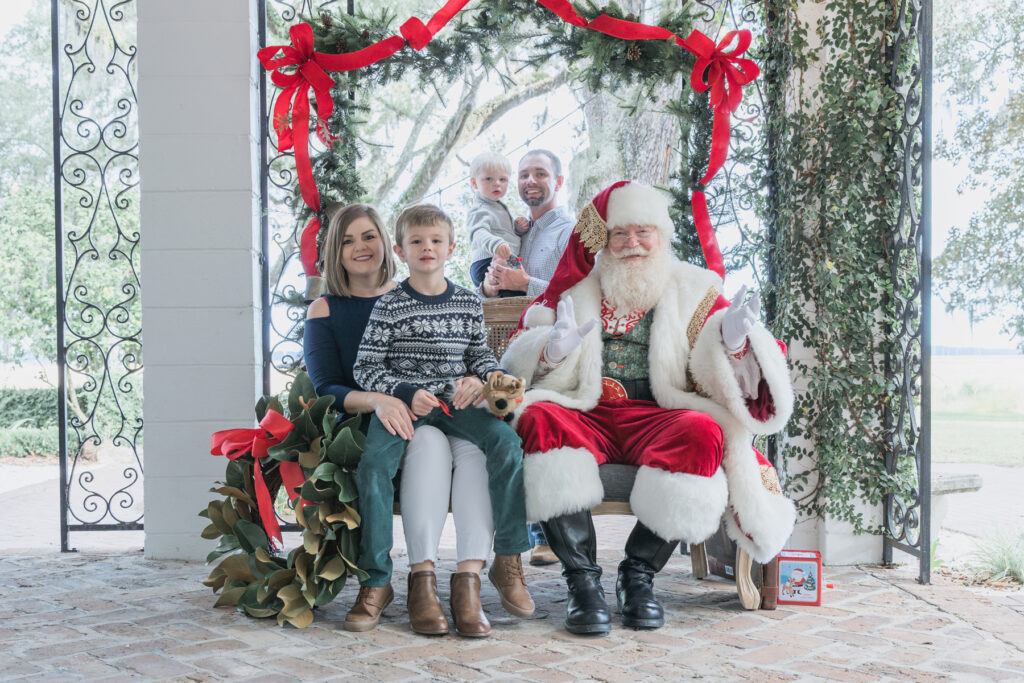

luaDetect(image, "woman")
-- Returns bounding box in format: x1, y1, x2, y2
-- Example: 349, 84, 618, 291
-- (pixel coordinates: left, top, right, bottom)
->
303, 203, 512, 637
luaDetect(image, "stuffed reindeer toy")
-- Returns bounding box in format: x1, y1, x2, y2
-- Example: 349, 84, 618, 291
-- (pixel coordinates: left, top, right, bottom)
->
481, 371, 525, 422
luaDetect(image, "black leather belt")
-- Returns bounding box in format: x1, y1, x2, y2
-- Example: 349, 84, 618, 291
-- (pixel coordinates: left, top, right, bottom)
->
603, 377, 654, 402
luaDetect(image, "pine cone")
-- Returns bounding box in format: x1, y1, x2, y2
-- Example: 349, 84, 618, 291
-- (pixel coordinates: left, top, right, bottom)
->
361, 29, 370, 40
627, 43, 641, 61
320, 12, 332, 27
625, 12, 636, 22
336, 39, 348, 53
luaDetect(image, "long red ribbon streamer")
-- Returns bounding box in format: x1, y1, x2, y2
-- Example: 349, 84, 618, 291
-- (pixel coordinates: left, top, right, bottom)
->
210, 409, 300, 550
691, 190, 725, 278
258, 1, 759, 277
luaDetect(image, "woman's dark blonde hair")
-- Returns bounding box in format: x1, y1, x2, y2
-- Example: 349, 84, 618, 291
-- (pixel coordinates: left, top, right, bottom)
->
322, 203, 396, 297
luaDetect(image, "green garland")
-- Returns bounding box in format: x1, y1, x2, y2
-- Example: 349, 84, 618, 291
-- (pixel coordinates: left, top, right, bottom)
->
761, 0, 918, 531
201, 374, 366, 627
298, 1, 707, 266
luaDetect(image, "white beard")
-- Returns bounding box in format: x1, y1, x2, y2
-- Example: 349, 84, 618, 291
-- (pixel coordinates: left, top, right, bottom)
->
596, 247, 671, 313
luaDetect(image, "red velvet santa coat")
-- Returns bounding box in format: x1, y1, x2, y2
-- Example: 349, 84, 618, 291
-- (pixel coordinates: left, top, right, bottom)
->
501, 257, 796, 563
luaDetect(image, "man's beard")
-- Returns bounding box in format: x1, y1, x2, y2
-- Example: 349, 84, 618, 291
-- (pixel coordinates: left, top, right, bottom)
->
520, 185, 549, 207
597, 246, 671, 313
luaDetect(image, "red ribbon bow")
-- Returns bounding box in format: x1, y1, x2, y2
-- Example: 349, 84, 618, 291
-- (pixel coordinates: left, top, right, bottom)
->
685, 30, 760, 186
210, 409, 304, 550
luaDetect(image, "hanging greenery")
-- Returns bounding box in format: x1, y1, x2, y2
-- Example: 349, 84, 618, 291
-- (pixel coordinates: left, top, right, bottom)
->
295, 0, 708, 268
760, 0, 919, 531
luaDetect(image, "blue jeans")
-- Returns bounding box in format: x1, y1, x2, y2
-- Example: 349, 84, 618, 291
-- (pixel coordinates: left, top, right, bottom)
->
528, 521, 548, 547
356, 406, 531, 586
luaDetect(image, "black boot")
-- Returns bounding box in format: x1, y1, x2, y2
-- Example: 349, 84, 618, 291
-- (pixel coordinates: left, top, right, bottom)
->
541, 511, 612, 635
616, 522, 679, 629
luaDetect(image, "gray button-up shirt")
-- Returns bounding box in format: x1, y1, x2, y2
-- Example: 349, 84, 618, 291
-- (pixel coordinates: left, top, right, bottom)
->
518, 206, 573, 299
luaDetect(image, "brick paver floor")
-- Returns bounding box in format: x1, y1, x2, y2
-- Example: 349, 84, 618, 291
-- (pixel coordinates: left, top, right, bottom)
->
2, 516, 1023, 682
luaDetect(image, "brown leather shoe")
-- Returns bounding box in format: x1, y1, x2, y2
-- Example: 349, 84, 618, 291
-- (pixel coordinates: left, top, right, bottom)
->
529, 544, 559, 566
450, 572, 491, 638
343, 584, 394, 632
488, 553, 535, 618
407, 571, 449, 635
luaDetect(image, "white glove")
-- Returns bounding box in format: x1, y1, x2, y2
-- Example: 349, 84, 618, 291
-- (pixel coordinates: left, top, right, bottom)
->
544, 296, 599, 365
721, 285, 761, 353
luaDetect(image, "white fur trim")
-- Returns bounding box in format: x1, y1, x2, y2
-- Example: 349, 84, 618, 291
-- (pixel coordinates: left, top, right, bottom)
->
725, 491, 796, 564
688, 310, 793, 435
629, 466, 728, 544
604, 183, 673, 242
523, 447, 603, 522
719, 421, 796, 563
500, 327, 548, 388
523, 303, 555, 328
744, 325, 794, 430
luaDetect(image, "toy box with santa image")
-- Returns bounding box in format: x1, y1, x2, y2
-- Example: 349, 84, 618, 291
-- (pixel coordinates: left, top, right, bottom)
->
777, 550, 823, 606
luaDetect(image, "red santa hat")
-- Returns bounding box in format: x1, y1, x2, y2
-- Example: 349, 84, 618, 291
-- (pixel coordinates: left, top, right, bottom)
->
521, 181, 723, 326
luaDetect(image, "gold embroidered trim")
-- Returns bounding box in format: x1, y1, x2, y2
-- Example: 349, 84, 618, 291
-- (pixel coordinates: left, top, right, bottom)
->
575, 203, 607, 255
686, 286, 720, 349
759, 464, 783, 495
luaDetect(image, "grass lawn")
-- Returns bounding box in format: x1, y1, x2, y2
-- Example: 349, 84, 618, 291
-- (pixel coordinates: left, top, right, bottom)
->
932, 412, 1024, 466
932, 355, 1024, 467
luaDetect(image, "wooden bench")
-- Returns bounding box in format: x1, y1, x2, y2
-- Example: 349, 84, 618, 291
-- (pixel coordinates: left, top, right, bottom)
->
483, 297, 776, 610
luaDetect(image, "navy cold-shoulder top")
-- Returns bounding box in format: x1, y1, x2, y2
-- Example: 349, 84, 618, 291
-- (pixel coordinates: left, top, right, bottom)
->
303, 293, 383, 418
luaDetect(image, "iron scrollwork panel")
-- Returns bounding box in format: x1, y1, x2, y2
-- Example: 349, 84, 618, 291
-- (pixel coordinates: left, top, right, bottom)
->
262, 0, 346, 396
260, 0, 346, 531
883, 0, 931, 583
687, 0, 771, 293
53, 0, 143, 549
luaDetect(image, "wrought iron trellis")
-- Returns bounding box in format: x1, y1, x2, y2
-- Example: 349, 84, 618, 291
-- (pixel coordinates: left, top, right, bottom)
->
260, 0, 348, 402
52, 0, 143, 551
883, 0, 932, 583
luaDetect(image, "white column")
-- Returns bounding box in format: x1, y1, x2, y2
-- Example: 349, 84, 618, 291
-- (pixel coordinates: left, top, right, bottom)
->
139, 0, 263, 559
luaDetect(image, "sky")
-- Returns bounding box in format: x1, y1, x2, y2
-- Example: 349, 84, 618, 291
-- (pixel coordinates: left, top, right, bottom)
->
0, 0, 32, 37
11, 0, 1017, 352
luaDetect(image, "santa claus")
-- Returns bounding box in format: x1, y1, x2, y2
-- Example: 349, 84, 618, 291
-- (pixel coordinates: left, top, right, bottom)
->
501, 181, 796, 634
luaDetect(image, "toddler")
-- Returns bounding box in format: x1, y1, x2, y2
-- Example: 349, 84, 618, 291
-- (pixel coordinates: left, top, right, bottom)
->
466, 151, 529, 296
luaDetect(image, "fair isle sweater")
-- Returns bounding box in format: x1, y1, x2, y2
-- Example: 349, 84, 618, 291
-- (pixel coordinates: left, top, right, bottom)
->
353, 279, 500, 407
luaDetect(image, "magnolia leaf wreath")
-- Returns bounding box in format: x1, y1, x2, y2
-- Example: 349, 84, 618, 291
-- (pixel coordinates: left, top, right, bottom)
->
203, 373, 366, 627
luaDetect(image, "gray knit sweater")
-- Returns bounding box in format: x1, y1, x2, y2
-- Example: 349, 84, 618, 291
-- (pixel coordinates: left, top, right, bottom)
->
466, 194, 524, 264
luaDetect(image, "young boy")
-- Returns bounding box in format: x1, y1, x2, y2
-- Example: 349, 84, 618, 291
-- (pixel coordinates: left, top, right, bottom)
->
351, 204, 533, 625
466, 151, 530, 297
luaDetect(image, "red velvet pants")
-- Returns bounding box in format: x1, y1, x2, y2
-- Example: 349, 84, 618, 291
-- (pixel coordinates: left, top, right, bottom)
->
517, 400, 724, 477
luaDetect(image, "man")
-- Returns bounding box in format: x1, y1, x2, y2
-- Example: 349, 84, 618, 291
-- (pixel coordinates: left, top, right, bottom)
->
481, 150, 572, 300
501, 182, 796, 634
482, 149, 572, 567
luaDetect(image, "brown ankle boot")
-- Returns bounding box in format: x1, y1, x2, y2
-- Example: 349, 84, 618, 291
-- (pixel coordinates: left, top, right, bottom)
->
488, 553, 535, 618
407, 571, 449, 635
449, 573, 490, 638
343, 584, 394, 632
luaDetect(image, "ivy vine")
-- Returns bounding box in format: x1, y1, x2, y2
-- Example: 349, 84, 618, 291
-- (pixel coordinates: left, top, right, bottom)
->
761, 0, 919, 531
